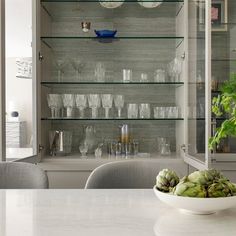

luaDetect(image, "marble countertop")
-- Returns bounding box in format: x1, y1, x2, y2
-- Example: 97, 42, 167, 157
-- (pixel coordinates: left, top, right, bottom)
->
0, 189, 236, 236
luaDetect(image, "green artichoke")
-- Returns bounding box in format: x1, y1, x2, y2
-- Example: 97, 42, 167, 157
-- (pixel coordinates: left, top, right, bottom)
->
188, 169, 224, 186
156, 169, 179, 192
173, 177, 207, 198
207, 180, 233, 198
225, 181, 236, 196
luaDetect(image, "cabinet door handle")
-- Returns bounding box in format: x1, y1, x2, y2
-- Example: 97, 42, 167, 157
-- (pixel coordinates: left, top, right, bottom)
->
39, 52, 44, 61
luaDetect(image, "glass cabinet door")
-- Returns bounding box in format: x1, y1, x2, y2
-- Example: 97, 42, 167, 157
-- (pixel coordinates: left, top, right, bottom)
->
1, 0, 38, 162
210, 0, 236, 167
184, 0, 211, 170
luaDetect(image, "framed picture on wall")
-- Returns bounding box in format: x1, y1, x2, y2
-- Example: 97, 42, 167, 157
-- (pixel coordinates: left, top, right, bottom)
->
16, 57, 32, 79
199, 0, 228, 32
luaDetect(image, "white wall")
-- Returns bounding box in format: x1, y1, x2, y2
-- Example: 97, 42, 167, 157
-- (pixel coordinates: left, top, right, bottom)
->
5, 0, 32, 146
5, 0, 32, 57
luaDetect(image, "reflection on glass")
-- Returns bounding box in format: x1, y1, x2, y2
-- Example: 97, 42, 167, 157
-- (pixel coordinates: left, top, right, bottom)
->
5, 0, 35, 160
188, 0, 206, 158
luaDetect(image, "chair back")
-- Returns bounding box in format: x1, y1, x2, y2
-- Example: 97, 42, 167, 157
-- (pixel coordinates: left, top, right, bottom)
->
85, 160, 187, 189
0, 162, 49, 189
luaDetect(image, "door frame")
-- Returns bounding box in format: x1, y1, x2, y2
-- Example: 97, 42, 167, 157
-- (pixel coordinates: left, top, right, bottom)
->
183, 0, 212, 170
0, 0, 6, 162
0, 0, 39, 163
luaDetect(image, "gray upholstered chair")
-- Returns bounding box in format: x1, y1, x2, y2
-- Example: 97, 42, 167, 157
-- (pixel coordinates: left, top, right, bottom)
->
0, 162, 49, 189
85, 160, 187, 189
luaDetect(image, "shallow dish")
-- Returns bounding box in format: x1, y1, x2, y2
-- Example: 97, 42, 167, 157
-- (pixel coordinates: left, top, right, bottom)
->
153, 186, 236, 215
138, 1, 163, 9
95, 30, 117, 38
99, 0, 124, 9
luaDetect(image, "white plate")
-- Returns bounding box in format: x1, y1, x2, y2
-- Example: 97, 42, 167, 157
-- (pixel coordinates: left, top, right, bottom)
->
153, 186, 236, 214
99, 0, 124, 9
138, 1, 162, 9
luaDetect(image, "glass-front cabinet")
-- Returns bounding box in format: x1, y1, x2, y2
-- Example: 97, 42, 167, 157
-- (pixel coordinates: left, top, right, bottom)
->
1, 0, 236, 171
185, 0, 236, 170
38, 0, 186, 161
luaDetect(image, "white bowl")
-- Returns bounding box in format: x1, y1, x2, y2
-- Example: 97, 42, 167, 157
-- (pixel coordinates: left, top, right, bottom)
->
138, 1, 162, 9
153, 186, 236, 215
99, 0, 124, 9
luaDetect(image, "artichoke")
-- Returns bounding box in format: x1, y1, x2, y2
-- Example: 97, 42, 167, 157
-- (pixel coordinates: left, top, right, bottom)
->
207, 180, 233, 198
156, 169, 179, 192
188, 169, 224, 186
173, 177, 207, 198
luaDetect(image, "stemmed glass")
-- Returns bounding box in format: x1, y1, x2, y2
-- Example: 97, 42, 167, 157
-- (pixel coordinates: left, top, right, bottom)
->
75, 94, 87, 118
47, 94, 63, 118
114, 95, 124, 118
88, 94, 101, 118
62, 94, 75, 117
70, 58, 85, 81
168, 57, 182, 82
94, 62, 106, 82
79, 141, 89, 158
101, 94, 113, 118
172, 57, 182, 82
53, 57, 68, 82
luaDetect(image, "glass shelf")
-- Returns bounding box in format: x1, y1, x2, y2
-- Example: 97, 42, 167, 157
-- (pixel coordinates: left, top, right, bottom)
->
195, 118, 227, 121
41, 117, 184, 121
41, 36, 184, 50
41, 81, 184, 87
41, 0, 184, 3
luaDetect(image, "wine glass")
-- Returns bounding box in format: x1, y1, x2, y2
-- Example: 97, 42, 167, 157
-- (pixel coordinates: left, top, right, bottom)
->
75, 94, 87, 118
94, 62, 105, 82
53, 56, 68, 82
62, 94, 75, 117
88, 94, 101, 118
70, 58, 85, 81
47, 94, 63, 118
168, 57, 182, 82
79, 141, 89, 158
114, 95, 124, 118
172, 57, 182, 82
101, 94, 113, 118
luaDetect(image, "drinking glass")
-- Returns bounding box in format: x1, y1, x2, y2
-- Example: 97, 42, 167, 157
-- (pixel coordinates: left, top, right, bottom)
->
114, 95, 124, 118
79, 142, 89, 158
154, 69, 166, 82
101, 94, 113, 118
88, 94, 101, 118
166, 106, 176, 118
70, 58, 85, 81
47, 94, 63, 118
153, 107, 166, 119
173, 57, 182, 82
123, 69, 132, 83
94, 62, 105, 82
168, 57, 182, 82
157, 137, 167, 153
140, 73, 148, 82
160, 143, 171, 156
75, 94, 87, 118
139, 103, 151, 118
62, 94, 75, 117
53, 57, 68, 82
127, 103, 138, 118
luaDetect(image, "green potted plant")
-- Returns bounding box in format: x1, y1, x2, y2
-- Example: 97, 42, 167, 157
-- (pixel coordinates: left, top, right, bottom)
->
209, 73, 236, 150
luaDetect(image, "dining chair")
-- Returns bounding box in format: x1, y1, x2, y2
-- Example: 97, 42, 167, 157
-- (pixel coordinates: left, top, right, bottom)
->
0, 162, 49, 189
85, 160, 187, 189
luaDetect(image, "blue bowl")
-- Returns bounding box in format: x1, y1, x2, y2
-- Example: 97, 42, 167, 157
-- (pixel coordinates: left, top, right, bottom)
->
94, 30, 117, 38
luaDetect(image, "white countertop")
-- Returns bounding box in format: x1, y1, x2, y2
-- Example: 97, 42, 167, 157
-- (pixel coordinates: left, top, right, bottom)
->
0, 189, 236, 236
